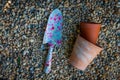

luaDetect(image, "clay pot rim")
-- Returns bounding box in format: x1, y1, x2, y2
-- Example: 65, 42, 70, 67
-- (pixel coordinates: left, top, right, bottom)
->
80, 22, 101, 25
77, 35, 103, 54
79, 35, 102, 48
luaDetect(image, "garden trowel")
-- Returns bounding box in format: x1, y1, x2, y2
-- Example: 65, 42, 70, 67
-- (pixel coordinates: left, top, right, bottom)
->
43, 9, 63, 73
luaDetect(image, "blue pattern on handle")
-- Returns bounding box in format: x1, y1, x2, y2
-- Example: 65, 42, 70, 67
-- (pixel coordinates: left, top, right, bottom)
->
44, 47, 53, 73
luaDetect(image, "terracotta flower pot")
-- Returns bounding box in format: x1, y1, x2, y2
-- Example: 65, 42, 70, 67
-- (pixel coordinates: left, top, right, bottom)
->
69, 35, 102, 71
80, 22, 101, 44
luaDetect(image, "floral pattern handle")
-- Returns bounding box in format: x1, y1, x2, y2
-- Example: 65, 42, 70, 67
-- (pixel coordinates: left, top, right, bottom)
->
44, 46, 54, 73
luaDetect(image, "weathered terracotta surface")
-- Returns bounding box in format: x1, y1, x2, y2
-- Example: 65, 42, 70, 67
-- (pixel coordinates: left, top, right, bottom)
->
69, 35, 102, 71
80, 22, 101, 44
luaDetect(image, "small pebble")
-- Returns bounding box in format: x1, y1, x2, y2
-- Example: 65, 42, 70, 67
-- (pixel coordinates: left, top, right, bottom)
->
23, 50, 29, 55
8, 1, 11, 4
22, 35, 27, 39
117, 43, 120, 47
0, 45, 3, 51
40, 44, 45, 50
116, 2, 120, 7
30, 39, 35, 43
116, 30, 120, 36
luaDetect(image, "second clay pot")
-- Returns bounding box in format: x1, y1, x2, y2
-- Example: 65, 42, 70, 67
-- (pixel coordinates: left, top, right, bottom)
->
80, 22, 101, 44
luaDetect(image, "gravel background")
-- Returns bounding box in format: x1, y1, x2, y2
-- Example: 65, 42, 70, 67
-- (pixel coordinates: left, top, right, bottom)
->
0, 0, 120, 80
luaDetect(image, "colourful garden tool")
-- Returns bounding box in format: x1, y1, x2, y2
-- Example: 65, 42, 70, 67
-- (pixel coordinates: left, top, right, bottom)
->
43, 9, 63, 73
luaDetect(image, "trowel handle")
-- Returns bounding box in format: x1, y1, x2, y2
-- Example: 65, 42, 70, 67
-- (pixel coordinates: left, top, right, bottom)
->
44, 46, 54, 73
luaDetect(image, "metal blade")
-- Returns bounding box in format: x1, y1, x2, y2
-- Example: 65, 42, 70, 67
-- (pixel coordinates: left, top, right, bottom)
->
43, 9, 63, 46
